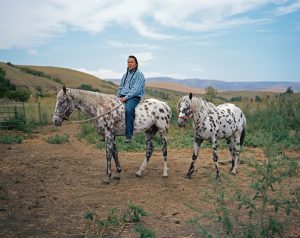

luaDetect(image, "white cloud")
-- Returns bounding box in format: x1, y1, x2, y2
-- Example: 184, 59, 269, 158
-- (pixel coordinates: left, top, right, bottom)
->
275, 0, 300, 15
0, 0, 296, 49
76, 67, 122, 80
120, 52, 155, 66
27, 49, 38, 55
76, 67, 185, 80
107, 40, 161, 50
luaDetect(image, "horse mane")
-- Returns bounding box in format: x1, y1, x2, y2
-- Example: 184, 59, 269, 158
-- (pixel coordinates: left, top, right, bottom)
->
191, 97, 217, 111
68, 88, 118, 106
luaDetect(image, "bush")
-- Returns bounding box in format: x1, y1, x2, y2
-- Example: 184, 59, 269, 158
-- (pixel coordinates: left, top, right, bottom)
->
189, 140, 299, 238
244, 94, 300, 149
7, 89, 31, 102
46, 133, 69, 144
78, 84, 99, 92
0, 112, 28, 131
0, 135, 23, 144
84, 203, 153, 238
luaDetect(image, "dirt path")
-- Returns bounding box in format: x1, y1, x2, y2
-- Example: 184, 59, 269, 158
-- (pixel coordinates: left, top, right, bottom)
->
0, 124, 299, 237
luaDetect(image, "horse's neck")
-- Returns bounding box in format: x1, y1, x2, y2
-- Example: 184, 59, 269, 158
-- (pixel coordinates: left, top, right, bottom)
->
193, 98, 212, 120
70, 89, 107, 117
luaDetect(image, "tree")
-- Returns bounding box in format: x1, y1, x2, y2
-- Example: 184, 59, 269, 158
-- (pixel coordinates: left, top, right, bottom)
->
78, 84, 93, 91
283, 87, 294, 95
204, 86, 218, 102
0, 66, 30, 101
0, 67, 6, 80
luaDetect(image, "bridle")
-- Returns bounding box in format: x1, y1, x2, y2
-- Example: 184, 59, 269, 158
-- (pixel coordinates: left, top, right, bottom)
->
177, 109, 194, 121
53, 102, 71, 120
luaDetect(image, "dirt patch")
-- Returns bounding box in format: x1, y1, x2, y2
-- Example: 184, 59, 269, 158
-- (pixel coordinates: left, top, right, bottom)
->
0, 124, 299, 237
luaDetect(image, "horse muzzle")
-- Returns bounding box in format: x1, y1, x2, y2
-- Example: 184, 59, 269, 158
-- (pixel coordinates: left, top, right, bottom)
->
52, 114, 63, 126
177, 117, 187, 127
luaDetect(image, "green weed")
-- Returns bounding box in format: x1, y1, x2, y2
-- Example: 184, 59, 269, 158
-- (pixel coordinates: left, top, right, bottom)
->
46, 133, 69, 144
0, 135, 23, 144
84, 202, 154, 238
189, 140, 300, 238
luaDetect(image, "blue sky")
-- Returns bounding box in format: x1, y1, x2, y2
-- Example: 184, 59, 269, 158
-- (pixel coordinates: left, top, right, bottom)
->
0, 0, 300, 82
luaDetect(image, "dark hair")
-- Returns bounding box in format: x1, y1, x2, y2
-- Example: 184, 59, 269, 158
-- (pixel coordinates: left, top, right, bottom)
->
128, 55, 138, 67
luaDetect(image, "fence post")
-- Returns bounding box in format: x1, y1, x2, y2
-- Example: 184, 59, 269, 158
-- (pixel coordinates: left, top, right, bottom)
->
38, 102, 41, 124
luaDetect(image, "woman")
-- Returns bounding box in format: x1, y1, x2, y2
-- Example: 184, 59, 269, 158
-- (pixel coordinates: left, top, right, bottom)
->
117, 55, 145, 143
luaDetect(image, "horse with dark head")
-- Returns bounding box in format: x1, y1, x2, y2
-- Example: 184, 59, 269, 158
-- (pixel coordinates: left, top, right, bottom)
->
53, 86, 172, 184
177, 93, 246, 179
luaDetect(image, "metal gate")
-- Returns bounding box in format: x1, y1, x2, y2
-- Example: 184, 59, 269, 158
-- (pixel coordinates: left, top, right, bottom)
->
0, 102, 25, 128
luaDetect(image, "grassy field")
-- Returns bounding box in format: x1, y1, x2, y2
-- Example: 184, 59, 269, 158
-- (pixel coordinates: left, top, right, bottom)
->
4, 87, 298, 152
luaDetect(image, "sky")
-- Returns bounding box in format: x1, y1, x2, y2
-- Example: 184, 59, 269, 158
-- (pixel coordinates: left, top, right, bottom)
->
0, 0, 300, 82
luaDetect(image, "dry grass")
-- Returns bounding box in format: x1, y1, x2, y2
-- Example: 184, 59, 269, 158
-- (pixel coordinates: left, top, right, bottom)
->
0, 62, 117, 95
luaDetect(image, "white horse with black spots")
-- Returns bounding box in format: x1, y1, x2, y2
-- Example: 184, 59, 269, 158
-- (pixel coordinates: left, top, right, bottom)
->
52, 86, 172, 184
177, 93, 246, 179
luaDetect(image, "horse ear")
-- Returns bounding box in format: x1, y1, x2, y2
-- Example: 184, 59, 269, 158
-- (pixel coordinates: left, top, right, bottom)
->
189, 92, 193, 100
63, 85, 66, 94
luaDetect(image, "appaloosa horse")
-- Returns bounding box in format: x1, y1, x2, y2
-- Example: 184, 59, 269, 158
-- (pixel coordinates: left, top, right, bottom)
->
52, 86, 172, 184
177, 93, 246, 179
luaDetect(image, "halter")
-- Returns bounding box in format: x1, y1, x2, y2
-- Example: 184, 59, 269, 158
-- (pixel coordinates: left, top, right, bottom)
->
53, 103, 71, 120
177, 110, 194, 120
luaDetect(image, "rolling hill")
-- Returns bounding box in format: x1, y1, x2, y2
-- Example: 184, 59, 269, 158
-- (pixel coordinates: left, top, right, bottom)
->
0, 62, 117, 95
146, 77, 300, 93
1, 62, 297, 102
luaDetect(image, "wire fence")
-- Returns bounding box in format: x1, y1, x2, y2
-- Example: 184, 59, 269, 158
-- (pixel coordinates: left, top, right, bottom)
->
0, 102, 26, 128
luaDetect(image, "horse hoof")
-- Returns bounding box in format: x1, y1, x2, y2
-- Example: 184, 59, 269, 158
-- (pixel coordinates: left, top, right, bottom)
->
136, 172, 141, 177
102, 177, 110, 185
230, 172, 237, 176
113, 174, 121, 180
185, 174, 192, 179
162, 174, 168, 178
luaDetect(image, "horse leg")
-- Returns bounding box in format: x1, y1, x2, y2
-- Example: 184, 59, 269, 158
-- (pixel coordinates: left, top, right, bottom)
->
161, 133, 168, 177
186, 137, 203, 179
229, 134, 241, 175
136, 128, 157, 177
112, 140, 122, 180
211, 138, 221, 179
102, 134, 114, 184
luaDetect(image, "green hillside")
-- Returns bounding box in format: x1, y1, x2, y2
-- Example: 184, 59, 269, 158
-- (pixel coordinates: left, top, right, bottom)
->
0, 62, 118, 95
0, 62, 280, 102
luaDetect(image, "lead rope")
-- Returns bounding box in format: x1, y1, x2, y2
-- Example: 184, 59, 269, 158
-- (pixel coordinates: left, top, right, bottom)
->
70, 102, 123, 124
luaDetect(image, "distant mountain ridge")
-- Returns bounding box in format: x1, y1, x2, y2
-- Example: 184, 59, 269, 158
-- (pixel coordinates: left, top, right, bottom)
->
145, 77, 300, 92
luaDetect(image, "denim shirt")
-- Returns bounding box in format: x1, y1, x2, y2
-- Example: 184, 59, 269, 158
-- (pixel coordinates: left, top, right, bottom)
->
117, 68, 145, 100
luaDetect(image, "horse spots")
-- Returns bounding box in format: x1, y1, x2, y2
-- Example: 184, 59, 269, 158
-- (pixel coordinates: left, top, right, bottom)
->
159, 108, 165, 113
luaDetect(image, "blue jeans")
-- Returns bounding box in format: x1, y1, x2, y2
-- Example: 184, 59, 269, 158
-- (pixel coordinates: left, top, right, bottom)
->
125, 96, 141, 138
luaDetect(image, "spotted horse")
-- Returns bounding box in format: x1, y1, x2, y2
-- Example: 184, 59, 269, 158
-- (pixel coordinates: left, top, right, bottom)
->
52, 86, 172, 184
177, 93, 246, 179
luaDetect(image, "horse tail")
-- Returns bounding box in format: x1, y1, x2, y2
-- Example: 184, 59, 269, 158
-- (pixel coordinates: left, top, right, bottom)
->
240, 115, 246, 147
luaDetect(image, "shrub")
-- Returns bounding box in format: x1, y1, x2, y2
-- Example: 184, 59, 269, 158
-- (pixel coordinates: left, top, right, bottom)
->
46, 133, 69, 144
0, 135, 23, 144
84, 203, 154, 238
7, 89, 31, 102
0, 112, 28, 131
189, 140, 299, 238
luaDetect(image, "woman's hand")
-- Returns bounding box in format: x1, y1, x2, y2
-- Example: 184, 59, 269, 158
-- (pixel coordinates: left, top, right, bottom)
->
120, 97, 126, 103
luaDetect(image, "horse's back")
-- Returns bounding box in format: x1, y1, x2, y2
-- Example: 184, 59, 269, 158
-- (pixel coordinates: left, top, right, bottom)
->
134, 98, 172, 132
218, 103, 246, 130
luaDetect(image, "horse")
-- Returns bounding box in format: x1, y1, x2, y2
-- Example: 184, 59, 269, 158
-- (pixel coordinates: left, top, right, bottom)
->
52, 86, 172, 184
177, 93, 246, 179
